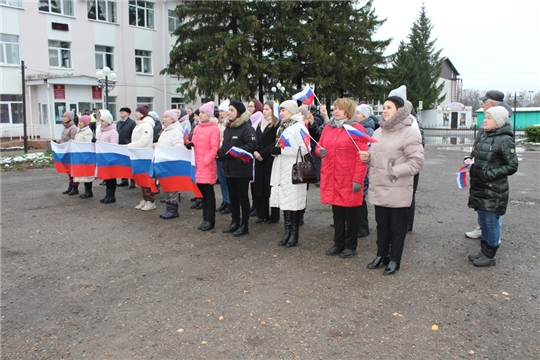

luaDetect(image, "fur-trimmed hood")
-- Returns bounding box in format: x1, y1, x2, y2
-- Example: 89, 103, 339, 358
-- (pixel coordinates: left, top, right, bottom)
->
380, 103, 412, 131
227, 110, 251, 129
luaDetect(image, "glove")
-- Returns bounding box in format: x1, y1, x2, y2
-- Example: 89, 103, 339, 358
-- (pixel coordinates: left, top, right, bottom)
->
319, 148, 327, 158
217, 149, 226, 159
185, 142, 193, 150
352, 182, 361, 193
270, 146, 281, 155
91, 138, 96, 143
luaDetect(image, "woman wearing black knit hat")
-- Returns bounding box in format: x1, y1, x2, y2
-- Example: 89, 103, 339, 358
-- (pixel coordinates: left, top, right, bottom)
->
217, 101, 257, 237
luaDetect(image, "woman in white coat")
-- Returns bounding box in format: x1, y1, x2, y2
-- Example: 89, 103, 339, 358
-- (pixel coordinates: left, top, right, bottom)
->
73, 114, 95, 199
269, 100, 309, 248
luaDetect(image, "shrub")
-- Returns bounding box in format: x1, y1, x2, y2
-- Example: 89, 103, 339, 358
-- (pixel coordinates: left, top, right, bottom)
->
524, 125, 540, 143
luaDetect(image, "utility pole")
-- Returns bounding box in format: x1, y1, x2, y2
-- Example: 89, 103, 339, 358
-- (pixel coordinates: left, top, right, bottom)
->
21, 60, 28, 154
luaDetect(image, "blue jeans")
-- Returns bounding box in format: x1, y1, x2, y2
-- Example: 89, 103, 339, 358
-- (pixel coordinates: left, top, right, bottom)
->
477, 210, 502, 247
216, 158, 229, 204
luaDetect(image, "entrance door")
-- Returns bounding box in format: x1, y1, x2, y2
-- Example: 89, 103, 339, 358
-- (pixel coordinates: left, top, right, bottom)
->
79, 102, 91, 115
451, 112, 458, 129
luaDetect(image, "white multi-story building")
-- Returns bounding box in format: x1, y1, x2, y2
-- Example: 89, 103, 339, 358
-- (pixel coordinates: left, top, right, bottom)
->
1, 0, 197, 141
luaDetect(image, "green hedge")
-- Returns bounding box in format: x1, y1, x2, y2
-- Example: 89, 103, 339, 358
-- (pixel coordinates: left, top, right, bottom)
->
524, 125, 540, 143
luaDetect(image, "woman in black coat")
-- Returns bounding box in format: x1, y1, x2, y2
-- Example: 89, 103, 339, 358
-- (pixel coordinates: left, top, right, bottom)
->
465, 106, 518, 267
253, 101, 281, 223
217, 101, 257, 237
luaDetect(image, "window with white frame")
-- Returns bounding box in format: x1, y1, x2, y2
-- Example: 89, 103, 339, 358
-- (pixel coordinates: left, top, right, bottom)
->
38, 0, 74, 16
171, 97, 184, 109
87, 0, 117, 23
106, 96, 117, 116
95, 45, 114, 70
129, 0, 154, 29
0, 0, 23, 7
135, 49, 152, 74
168, 9, 179, 33
0, 34, 20, 65
0, 94, 23, 124
49, 40, 71, 68
136, 97, 153, 111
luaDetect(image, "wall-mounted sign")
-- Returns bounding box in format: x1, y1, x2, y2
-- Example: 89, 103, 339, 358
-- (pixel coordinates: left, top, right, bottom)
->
92, 86, 102, 100
54, 84, 65, 99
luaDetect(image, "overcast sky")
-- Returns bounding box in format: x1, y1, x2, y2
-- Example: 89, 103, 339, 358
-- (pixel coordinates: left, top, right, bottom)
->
372, 0, 539, 94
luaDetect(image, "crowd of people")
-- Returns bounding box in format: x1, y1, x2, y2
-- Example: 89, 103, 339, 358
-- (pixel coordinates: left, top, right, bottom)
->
58, 87, 519, 273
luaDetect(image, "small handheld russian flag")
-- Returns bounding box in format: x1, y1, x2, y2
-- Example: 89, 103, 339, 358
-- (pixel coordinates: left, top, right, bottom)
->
457, 159, 474, 189
299, 128, 311, 153
183, 127, 190, 145
292, 85, 315, 105
228, 146, 254, 163
342, 124, 378, 143
278, 134, 296, 149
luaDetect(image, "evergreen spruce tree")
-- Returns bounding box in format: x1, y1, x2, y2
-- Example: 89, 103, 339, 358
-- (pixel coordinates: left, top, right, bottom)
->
389, 3, 444, 110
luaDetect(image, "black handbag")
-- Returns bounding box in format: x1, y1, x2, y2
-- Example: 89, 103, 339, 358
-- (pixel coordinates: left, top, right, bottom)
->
292, 147, 317, 184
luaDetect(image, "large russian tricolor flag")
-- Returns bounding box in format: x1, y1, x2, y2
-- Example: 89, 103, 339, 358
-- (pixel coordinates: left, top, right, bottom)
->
129, 148, 158, 192
69, 141, 96, 177
50, 141, 72, 174
292, 85, 315, 105
153, 146, 202, 197
95, 142, 133, 180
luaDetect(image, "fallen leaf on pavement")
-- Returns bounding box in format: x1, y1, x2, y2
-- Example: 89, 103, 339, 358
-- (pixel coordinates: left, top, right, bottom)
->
432, 325, 439, 331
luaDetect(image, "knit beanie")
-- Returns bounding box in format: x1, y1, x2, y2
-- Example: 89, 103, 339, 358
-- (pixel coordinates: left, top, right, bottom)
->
486, 106, 509, 128
356, 104, 373, 119
253, 99, 263, 113
388, 85, 407, 103
279, 100, 298, 116
199, 101, 215, 117
148, 111, 160, 122
218, 99, 230, 112
298, 105, 309, 117
136, 104, 149, 117
163, 110, 178, 122
63, 111, 74, 122
79, 115, 91, 126
230, 100, 246, 115
99, 109, 114, 125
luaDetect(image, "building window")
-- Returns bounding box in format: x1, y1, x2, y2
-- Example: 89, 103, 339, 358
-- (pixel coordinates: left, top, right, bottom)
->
0, 94, 23, 124
129, 0, 154, 29
38, 0, 74, 16
95, 45, 114, 70
168, 9, 179, 33
49, 40, 71, 68
171, 97, 184, 109
106, 96, 116, 116
0, 0, 23, 8
136, 97, 153, 111
87, 0, 117, 23
135, 49, 152, 74
0, 34, 20, 65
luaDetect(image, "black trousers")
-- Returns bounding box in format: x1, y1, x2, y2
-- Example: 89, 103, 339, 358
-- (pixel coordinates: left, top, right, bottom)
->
358, 199, 369, 232
374, 206, 408, 261
407, 173, 420, 228
332, 205, 361, 251
197, 183, 216, 223
226, 178, 251, 226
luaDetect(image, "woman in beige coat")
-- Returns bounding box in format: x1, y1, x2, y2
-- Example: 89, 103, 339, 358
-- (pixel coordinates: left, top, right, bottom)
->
360, 86, 424, 275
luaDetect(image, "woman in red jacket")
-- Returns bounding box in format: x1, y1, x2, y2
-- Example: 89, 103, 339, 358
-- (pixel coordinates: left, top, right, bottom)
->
189, 101, 220, 231
316, 98, 369, 258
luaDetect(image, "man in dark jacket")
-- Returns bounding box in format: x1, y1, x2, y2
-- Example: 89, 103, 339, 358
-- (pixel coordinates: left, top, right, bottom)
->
117, 107, 136, 187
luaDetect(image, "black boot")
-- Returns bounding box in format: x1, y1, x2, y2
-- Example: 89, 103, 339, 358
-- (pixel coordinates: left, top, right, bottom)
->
220, 203, 231, 214
68, 185, 79, 196
299, 208, 305, 226
191, 198, 202, 209
473, 243, 498, 267
233, 224, 249, 237
100, 189, 110, 203
216, 202, 227, 212
79, 182, 93, 199
468, 240, 488, 261
278, 211, 291, 246
118, 179, 129, 187
99, 180, 106, 186
103, 187, 116, 204
129, 179, 136, 188
383, 261, 400, 275
367, 255, 390, 269
62, 185, 74, 194
222, 222, 240, 233
286, 211, 300, 248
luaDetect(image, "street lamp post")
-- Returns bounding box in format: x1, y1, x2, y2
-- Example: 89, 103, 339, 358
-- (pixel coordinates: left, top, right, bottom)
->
271, 82, 286, 102
95, 66, 117, 111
